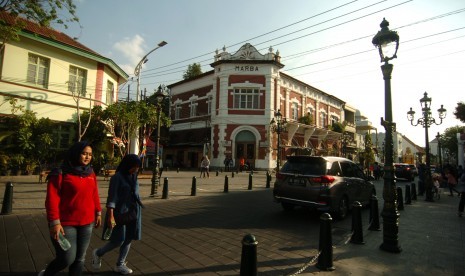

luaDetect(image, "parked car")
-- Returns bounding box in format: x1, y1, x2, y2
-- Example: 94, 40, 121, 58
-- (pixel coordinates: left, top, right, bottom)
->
408, 164, 418, 176
273, 156, 376, 219
393, 163, 415, 181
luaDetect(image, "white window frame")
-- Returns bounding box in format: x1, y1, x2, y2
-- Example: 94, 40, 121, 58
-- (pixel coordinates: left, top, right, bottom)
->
291, 102, 299, 121
106, 80, 114, 105
320, 112, 327, 128
68, 66, 87, 96
27, 53, 50, 88
207, 96, 212, 115
175, 103, 181, 120
190, 100, 198, 117
233, 88, 260, 109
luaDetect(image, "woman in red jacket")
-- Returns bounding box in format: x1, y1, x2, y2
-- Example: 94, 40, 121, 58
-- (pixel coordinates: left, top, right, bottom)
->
39, 141, 102, 276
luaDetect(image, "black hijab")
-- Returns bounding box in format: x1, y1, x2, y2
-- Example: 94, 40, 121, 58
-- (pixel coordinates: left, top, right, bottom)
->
60, 141, 94, 177
116, 154, 142, 175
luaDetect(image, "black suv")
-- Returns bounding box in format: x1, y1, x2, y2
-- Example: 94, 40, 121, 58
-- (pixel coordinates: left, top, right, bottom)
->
273, 156, 375, 219
394, 163, 415, 181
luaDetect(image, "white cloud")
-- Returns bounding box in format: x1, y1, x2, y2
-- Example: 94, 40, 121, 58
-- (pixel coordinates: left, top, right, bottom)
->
113, 34, 146, 75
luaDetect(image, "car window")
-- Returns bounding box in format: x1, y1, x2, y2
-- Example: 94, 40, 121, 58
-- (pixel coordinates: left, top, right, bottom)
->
352, 163, 366, 179
340, 162, 355, 177
328, 161, 342, 176
281, 159, 326, 175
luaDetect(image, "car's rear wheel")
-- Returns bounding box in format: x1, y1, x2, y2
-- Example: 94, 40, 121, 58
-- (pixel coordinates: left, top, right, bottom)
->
281, 202, 295, 211
336, 196, 349, 219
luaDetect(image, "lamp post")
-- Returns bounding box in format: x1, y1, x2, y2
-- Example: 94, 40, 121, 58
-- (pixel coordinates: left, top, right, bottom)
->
407, 92, 446, 202
130, 40, 168, 155
436, 132, 443, 172
150, 85, 168, 197
372, 18, 401, 253
270, 110, 287, 170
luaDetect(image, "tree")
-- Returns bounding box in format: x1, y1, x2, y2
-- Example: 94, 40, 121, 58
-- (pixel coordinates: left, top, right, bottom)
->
454, 102, 465, 123
0, 0, 79, 49
298, 112, 313, 125
183, 63, 202, 80
438, 125, 465, 165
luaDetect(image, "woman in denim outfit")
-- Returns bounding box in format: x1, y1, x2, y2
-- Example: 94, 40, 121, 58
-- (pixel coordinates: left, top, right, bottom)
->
92, 154, 143, 274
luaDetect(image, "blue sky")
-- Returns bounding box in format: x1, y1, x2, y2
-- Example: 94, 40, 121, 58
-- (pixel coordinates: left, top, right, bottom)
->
56, 0, 465, 146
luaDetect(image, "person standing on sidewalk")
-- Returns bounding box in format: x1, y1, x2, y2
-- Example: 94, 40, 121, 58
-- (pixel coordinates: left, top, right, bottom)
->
92, 154, 143, 275
200, 156, 210, 178
445, 167, 460, 196
39, 141, 102, 276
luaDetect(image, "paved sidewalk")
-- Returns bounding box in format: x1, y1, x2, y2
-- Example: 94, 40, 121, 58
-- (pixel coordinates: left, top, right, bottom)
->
1, 171, 464, 275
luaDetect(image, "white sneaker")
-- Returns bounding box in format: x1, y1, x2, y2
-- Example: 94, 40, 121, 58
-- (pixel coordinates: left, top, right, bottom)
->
91, 248, 101, 270
115, 262, 133, 274
38, 270, 45, 276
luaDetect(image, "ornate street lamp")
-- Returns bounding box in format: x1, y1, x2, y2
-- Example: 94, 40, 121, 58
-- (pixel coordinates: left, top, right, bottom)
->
436, 132, 443, 172
150, 85, 168, 197
130, 40, 167, 155
407, 92, 446, 202
372, 18, 401, 253
270, 110, 287, 170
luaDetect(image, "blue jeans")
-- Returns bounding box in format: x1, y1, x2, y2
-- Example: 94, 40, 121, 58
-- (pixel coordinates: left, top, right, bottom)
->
44, 224, 93, 276
96, 239, 132, 266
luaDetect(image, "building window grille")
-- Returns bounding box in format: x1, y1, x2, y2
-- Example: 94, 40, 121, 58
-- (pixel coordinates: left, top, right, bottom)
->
233, 88, 259, 109
27, 54, 50, 88
68, 66, 87, 96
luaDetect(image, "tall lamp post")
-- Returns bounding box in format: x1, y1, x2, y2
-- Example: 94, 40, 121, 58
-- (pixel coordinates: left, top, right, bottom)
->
436, 132, 443, 172
407, 92, 446, 202
150, 85, 168, 197
270, 110, 287, 170
372, 18, 401, 253
130, 40, 168, 155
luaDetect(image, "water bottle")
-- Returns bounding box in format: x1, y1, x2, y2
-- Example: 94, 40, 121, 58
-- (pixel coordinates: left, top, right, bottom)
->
57, 231, 71, 251
103, 221, 116, 240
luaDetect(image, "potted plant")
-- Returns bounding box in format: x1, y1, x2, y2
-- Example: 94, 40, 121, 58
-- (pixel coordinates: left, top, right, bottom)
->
10, 154, 25, 175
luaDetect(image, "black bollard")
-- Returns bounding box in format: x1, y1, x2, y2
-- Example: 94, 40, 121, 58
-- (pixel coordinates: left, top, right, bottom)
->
350, 201, 365, 244
177, 168, 179, 173
216, 170, 219, 177
265, 171, 271, 188
411, 183, 417, 200
190, 176, 197, 196
240, 234, 258, 276
248, 173, 253, 190
1, 182, 14, 215
405, 184, 412, 205
232, 171, 235, 178
368, 195, 381, 231
396, 187, 404, 210
316, 213, 335, 271
224, 175, 229, 193
162, 177, 169, 199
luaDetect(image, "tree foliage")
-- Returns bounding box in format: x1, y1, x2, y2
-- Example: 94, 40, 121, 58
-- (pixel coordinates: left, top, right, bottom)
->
183, 63, 202, 80
298, 112, 313, 125
454, 102, 465, 123
0, 0, 79, 46
437, 125, 465, 165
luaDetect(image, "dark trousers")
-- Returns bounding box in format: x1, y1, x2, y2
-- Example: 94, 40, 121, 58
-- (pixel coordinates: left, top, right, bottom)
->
449, 183, 460, 196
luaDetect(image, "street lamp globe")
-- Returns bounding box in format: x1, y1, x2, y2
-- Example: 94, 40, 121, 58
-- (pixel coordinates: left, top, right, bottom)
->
372, 18, 399, 62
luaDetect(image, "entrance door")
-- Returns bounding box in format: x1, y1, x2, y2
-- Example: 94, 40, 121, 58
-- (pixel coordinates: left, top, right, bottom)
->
235, 130, 256, 170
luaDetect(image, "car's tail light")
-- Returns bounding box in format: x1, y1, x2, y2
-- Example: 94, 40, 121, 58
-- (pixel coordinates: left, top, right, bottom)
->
311, 175, 335, 184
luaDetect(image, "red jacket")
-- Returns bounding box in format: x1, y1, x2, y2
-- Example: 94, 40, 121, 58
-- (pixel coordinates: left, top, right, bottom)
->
45, 172, 102, 226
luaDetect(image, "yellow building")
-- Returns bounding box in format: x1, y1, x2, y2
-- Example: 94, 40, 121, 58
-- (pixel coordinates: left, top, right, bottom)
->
0, 11, 128, 149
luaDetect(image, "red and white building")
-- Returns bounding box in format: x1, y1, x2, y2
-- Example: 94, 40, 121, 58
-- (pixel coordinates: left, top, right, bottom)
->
165, 43, 356, 170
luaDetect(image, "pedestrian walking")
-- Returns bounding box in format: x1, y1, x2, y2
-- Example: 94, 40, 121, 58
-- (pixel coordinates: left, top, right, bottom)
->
39, 141, 102, 276
92, 154, 144, 275
200, 156, 210, 178
445, 167, 460, 197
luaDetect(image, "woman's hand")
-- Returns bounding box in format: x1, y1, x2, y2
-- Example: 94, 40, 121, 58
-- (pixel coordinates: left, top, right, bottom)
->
49, 224, 64, 241
107, 208, 116, 229
95, 215, 102, 228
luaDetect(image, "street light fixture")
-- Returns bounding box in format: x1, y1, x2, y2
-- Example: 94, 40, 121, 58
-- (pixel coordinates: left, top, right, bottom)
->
407, 92, 446, 202
372, 18, 402, 253
150, 85, 168, 197
436, 132, 443, 172
130, 40, 168, 155
270, 109, 287, 170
